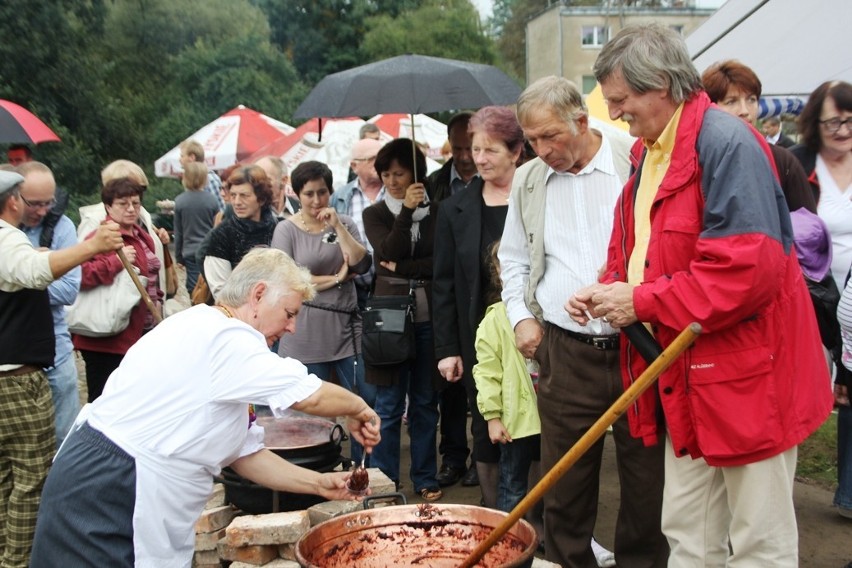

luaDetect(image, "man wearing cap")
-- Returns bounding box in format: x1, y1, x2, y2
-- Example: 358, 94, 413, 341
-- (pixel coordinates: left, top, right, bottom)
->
0, 170, 123, 568
332, 138, 385, 309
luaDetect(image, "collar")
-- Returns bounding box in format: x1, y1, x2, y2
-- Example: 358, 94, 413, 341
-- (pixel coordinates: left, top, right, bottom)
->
643, 102, 685, 154
545, 130, 618, 181
450, 163, 479, 187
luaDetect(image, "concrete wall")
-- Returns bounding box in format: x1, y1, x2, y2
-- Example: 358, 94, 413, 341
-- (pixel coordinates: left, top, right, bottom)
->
526, 6, 713, 91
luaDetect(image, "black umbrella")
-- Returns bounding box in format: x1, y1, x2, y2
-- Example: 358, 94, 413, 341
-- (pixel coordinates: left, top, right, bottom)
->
293, 54, 522, 120
294, 54, 521, 183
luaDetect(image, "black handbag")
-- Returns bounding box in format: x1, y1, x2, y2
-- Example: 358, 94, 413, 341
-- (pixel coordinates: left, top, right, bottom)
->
361, 284, 416, 367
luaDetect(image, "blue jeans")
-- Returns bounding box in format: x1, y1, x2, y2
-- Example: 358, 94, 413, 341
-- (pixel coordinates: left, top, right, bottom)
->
497, 434, 540, 513
46, 356, 80, 447
183, 256, 200, 296
371, 322, 440, 492
835, 405, 852, 510
307, 355, 376, 466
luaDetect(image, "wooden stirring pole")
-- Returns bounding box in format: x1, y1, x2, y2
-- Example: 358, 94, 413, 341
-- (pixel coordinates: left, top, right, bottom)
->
117, 248, 163, 325
459, 322, 702, 568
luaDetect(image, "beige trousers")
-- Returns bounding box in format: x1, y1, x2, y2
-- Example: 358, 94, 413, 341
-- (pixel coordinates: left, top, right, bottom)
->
662, 436, 798, 567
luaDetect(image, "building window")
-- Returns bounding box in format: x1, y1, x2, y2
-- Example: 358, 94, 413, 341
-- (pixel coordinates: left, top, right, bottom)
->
582, 76, 597, 95
581, 25, 609, 47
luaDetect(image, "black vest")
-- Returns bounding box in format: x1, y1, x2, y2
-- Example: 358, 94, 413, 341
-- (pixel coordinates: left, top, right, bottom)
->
0, 287, 55, 367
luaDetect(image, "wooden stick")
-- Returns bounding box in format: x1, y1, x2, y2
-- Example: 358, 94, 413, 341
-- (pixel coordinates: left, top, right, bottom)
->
459, 322, 702, 568
117, 248, 163, 325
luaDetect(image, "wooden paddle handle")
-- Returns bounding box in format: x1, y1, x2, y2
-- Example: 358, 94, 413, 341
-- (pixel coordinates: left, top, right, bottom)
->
459, 322, 702, 568
117, 248, 163, 325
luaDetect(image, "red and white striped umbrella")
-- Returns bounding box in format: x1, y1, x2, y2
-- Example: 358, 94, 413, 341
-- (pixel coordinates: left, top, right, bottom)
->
154, 105, 294, 177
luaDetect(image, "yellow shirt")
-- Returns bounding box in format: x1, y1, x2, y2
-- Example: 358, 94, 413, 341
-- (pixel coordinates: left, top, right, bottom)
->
627, 103, 685, 285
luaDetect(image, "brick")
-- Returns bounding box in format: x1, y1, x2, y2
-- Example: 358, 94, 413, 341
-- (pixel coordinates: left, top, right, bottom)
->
366, 467, 396, 496
195, 505, 237, 533
230, 560, 299, 568
195, 527, 227, 551
278, 543, 296, 560
217, 537, 279, 565
225, 511, 310, 546
204, 483, 226, 510
307, 499, 361, 526
193, 549, 219, 565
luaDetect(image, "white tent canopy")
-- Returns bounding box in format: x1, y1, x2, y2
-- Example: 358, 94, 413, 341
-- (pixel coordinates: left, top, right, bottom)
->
687, 0, 852, 98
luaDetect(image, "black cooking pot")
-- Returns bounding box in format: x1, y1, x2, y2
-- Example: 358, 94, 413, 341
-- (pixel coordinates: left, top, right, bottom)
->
258, 416, 346, 470
218, 413, 349, 514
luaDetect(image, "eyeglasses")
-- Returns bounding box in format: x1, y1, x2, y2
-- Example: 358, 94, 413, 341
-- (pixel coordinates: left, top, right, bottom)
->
20, 196, 56, 210
352, 155, 377, 163
111, 199, 142, 210
819, 117, 852, 134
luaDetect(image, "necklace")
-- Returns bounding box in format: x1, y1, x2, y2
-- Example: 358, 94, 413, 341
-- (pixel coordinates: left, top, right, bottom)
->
298, 212, 323, 233
217, 305, 234, 318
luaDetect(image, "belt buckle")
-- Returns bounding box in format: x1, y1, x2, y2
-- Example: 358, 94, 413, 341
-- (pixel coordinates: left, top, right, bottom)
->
592, 336, 610, 350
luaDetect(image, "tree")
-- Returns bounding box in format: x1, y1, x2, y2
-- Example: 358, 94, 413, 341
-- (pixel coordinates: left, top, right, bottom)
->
495, 0, 549, 80
361, 0, 497, 64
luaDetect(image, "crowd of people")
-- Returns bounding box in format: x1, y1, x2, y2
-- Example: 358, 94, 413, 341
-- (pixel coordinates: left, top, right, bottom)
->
0, 22, 850, 568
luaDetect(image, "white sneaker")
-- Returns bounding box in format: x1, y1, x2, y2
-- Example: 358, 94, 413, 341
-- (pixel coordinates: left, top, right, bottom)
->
591, 537, 616, 568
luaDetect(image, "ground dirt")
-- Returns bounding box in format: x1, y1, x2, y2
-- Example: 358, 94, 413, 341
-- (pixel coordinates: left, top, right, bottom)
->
393, 423, 852, 568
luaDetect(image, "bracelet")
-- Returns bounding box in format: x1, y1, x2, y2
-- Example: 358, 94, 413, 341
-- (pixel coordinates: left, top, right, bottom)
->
335, 277, 341, 289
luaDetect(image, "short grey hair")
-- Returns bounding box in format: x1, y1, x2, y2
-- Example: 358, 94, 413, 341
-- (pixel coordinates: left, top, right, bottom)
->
517, 76, 587, 134
593, 24, 702, 105
218, 248, 315, 307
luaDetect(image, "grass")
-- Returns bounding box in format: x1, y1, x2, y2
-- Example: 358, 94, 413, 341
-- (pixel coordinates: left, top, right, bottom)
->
796, 411, 838, 491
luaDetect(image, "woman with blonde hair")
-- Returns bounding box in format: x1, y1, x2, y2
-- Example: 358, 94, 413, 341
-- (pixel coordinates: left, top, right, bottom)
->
33, 248, 381, 567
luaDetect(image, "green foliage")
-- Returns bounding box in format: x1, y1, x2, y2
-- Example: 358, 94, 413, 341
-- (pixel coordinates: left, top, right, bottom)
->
361, 0, 496, 64
797, 412, 838, 491
496, 0, 549, 80
0, 0, 502, 214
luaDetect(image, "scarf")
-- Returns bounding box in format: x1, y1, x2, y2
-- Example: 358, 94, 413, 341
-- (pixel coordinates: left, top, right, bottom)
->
383, 193, 430, 243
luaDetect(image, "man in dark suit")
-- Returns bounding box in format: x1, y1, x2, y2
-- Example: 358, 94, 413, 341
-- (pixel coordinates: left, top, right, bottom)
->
426, 112, 479, 202
427, 111, 481, 488
762, 116, 796, 148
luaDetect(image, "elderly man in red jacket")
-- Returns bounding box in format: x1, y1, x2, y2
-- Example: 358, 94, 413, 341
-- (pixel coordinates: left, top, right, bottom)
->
568, 24, 833, 567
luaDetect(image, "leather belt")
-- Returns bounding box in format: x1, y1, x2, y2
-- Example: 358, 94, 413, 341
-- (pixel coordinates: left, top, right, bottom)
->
0, 364, 42, 377
562, 328, 620, 350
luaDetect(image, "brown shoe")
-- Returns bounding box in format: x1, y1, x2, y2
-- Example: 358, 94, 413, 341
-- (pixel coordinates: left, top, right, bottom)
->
419, 487, 443, 502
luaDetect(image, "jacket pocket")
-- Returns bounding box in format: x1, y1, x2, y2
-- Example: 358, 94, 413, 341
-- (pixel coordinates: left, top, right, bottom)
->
686, 345, 782, 460
657, 215, 699, 276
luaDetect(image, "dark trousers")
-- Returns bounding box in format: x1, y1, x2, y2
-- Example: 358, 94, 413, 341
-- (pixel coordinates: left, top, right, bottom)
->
438, 380, 469, 468
80, 350, 125, 403
538, 324, 668, 568
31, 423, 136, 568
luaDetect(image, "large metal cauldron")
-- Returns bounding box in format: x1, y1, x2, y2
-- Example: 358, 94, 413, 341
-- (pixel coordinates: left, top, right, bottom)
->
296, 503, 537, 568
219, 412, 349, 514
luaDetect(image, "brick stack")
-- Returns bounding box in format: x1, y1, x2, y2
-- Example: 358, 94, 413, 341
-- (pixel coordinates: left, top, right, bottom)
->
191, 468, 397, 567
194, 484, 236, 567
219, 511, 308, 567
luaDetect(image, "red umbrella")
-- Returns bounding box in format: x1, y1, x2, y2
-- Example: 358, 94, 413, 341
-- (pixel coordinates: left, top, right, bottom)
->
0, 100, 61, 144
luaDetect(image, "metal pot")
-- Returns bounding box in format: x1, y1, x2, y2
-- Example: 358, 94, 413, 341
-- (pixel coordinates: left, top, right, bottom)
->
218, 411, 348, 514
257, 415, 345, 470
296, 503, 537, 568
